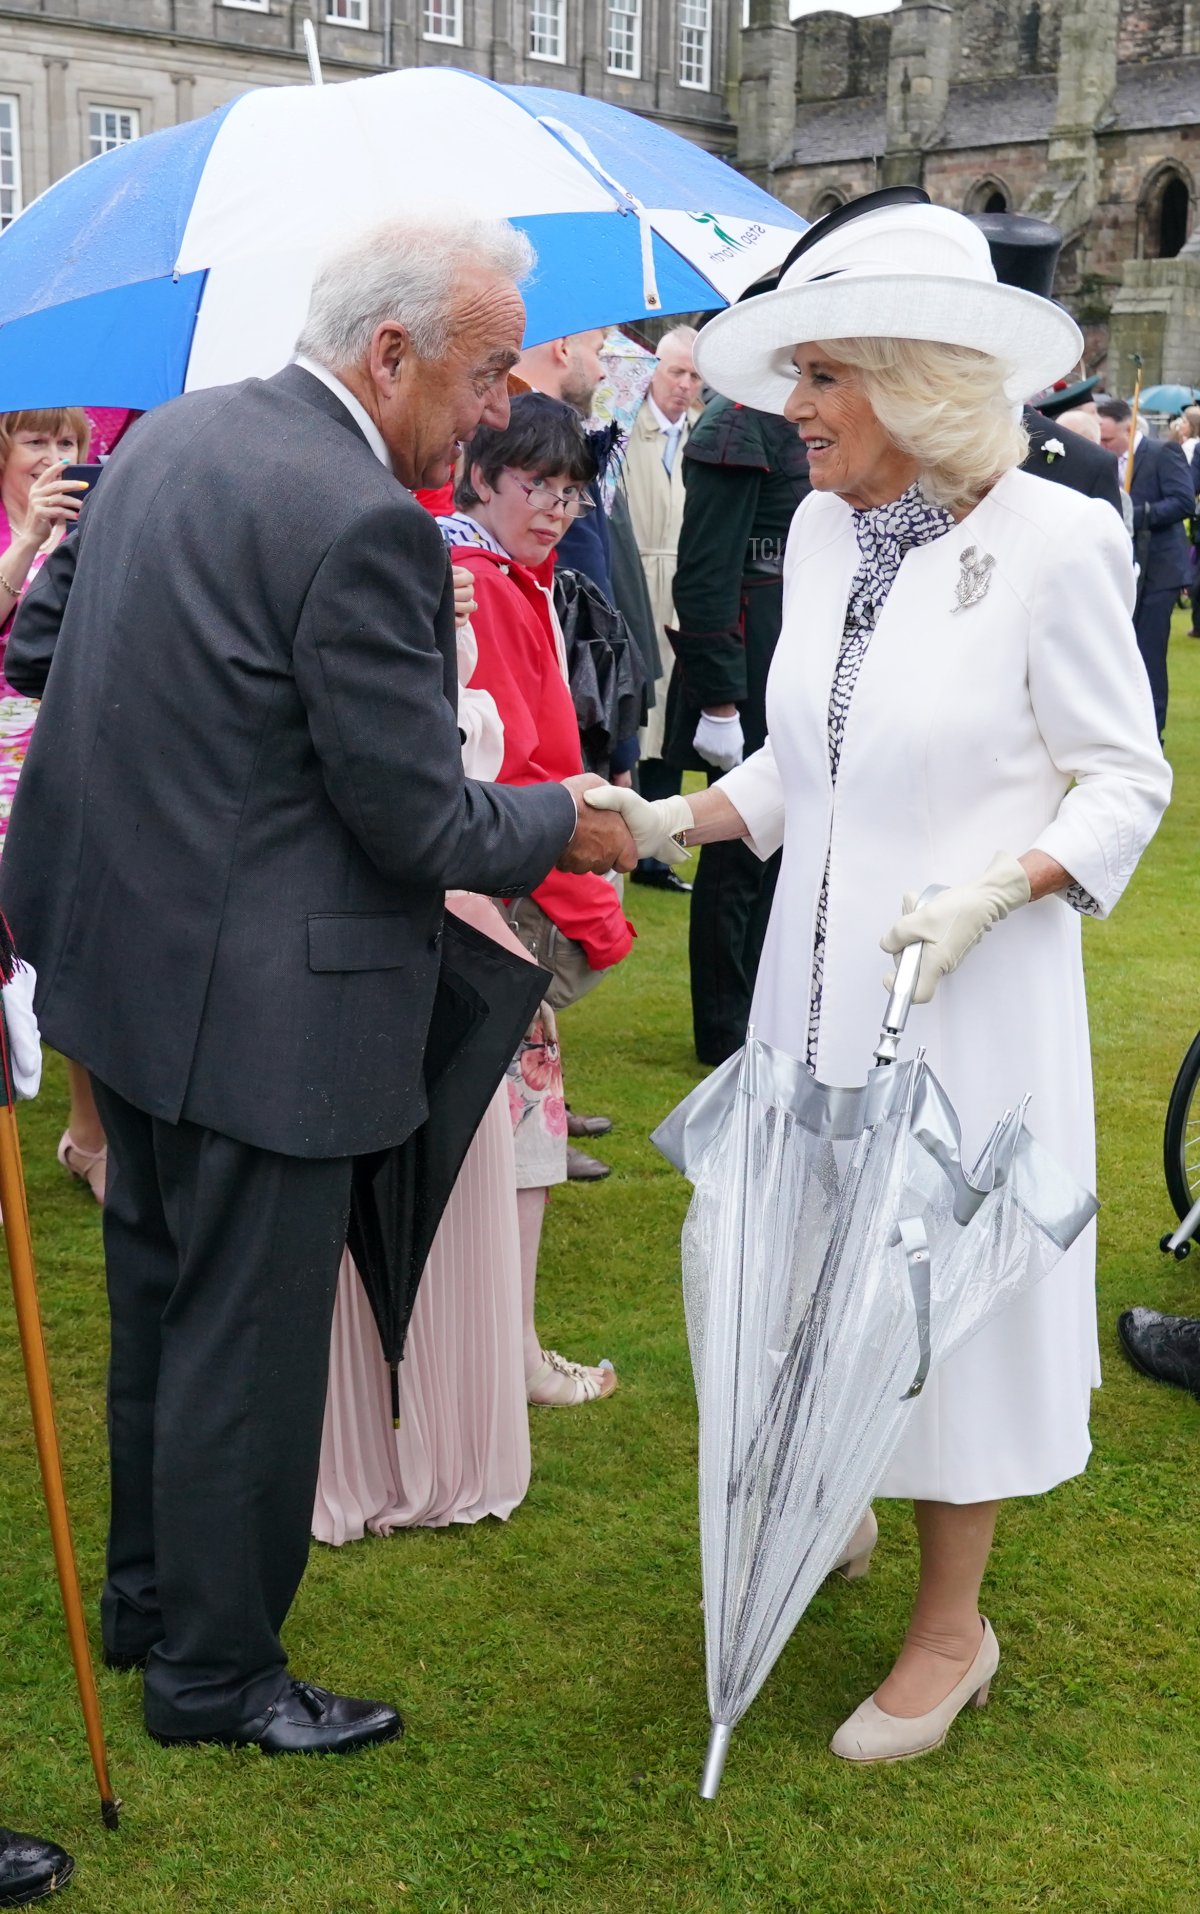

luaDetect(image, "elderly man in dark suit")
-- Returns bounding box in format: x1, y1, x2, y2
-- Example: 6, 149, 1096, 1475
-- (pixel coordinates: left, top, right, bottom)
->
0, 213, 634, 1754
1097, 395, 1195, 736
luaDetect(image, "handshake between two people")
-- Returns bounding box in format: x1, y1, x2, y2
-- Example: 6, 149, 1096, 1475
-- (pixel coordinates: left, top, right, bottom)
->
555, 775, 695, 877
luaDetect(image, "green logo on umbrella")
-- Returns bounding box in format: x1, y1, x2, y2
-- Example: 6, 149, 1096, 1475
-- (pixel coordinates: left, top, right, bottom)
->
688, 211, 748, 250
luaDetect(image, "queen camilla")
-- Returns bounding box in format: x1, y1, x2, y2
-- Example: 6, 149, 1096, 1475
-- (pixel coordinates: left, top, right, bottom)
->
592, 191, 1171, 1763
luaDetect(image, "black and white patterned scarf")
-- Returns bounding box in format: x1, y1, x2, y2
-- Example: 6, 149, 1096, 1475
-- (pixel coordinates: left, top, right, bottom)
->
808, 484, 955, 1070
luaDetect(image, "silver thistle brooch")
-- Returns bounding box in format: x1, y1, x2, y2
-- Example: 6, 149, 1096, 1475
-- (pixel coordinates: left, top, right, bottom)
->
952, 545, 995, 613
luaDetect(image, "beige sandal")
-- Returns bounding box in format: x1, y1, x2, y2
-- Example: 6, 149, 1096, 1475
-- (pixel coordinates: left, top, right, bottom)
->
57, 1131, 107, 1204
526, 1350, 618, 1408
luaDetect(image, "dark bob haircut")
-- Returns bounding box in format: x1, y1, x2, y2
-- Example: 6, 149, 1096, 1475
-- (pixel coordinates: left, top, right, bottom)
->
456, 392, 598, 508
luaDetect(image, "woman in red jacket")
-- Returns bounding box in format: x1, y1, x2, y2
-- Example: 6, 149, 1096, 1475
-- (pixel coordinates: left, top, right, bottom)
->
441, 396, 634, 1407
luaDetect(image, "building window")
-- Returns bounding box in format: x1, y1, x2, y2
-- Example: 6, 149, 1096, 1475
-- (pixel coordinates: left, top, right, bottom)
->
1139, 165, 1193, 260
810, 189, 845, 219
0, 96, 21, 229
221, 0, 269, 11
89, 106, 140, 159
679, 0, 712, 90
423, 0, 462, 39
327, 0, 368, 23
529, 0, 565, 62
965, 177, 1010, 215
1157, 175, 1190, 257
607, 0, 642, 75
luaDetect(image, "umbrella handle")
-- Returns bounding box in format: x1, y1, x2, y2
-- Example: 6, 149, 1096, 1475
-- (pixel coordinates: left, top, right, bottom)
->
874, 885, 946, 1067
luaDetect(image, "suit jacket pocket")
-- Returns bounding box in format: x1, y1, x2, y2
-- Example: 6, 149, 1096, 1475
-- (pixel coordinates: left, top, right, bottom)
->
307, 912, 415, 973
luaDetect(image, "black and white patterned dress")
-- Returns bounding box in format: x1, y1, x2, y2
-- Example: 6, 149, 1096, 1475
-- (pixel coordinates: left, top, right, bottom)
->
806, 485, 954, 1070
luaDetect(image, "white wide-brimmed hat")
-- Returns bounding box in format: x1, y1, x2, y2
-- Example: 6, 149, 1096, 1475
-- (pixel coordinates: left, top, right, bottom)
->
694, 199, 1083, 414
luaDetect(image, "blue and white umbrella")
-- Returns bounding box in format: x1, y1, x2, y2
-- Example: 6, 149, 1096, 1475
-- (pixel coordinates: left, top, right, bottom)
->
0, 67, 804, 412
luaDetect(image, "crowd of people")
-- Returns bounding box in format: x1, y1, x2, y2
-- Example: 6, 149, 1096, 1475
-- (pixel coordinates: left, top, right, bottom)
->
0, 183, 1197, 1900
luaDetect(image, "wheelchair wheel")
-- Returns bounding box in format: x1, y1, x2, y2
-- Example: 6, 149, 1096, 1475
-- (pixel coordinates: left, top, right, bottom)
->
1163, 1029, 1200, 1237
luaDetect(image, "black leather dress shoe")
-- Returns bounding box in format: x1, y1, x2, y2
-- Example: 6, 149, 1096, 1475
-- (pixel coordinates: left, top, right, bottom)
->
150, 1678, 403, 1754
566, 1109, 613, 1139
630, 868, 693, 895
1117, 1308, 1200, 1397
0, 1828, 74, 1906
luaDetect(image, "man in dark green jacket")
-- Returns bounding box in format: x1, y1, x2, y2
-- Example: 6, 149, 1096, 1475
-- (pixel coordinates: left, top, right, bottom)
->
665, 397, 810, 1064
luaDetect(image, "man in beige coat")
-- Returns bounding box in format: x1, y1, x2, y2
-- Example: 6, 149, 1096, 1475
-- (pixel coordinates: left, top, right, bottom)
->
621, 325, 702, 892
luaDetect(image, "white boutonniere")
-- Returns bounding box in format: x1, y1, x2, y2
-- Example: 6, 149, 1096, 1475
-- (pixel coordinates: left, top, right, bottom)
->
1044, 438, 1066, 463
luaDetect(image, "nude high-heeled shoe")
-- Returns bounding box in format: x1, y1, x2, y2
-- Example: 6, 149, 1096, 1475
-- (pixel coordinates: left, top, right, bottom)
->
829, 1617, 999, 1764
57, 1131, 107, 1204
832, 1508, 877, 1582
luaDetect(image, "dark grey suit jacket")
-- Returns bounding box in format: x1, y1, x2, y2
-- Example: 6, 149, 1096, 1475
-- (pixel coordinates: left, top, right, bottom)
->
0, 365, 575, 1158
1022, 407, 1123, 515
1127, 431, 1195, 593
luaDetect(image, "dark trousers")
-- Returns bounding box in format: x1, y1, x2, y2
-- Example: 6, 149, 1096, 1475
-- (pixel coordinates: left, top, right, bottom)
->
91, 1078, 352, 1737
689, 789, 781, 1065
1134, 586, 1176, 736
635, 757, 684, 875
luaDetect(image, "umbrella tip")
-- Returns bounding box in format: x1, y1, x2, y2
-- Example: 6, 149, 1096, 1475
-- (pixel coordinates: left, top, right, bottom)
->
101, 1797, 121, 1832
699, 1722, 732, 1799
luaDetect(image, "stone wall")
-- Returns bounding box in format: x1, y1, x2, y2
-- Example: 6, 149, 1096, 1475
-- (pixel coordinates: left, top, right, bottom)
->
923, 138, 1053, 214
1117, 0, 1187, 65
795, 12, 888, 103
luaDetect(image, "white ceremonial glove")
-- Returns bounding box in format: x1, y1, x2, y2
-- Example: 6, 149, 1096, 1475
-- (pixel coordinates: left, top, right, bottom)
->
693, 710, 744, 772
1, 960, 42, 1099
583, 785, 694, 865
879, 853, 1032, 1006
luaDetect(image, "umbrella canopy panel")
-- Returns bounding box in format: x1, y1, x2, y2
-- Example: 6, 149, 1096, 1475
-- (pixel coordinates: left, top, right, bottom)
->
1138, 383, 1200, 413
661, 1036, 1097, 1790
0, 67, 804, 412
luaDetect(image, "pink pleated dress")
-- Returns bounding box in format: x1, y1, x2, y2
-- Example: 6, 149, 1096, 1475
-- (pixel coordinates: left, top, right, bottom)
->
313, 635, 533, 1538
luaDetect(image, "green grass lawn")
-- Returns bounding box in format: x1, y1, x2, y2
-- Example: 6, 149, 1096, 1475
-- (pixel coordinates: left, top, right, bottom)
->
2, 617, 1200, 1913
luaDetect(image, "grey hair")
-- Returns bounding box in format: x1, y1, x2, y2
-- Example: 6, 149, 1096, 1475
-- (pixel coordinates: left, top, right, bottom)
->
295, 211, 535, 368
657, 324, 699, 354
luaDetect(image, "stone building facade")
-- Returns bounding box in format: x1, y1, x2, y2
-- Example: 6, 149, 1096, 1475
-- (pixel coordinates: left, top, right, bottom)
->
0, 0, 737, 222
737, 0, 1200, 385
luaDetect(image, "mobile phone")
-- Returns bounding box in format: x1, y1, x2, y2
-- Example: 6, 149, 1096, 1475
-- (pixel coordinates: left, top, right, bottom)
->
61, 462, 104, 499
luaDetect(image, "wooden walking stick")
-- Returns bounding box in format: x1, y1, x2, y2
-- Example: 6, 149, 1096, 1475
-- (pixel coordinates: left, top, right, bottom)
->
0, 932, 120, 1830
1125, 352, 1144, 494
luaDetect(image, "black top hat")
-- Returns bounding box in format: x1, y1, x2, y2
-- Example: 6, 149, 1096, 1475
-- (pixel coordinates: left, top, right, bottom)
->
968, 212, 1063, 299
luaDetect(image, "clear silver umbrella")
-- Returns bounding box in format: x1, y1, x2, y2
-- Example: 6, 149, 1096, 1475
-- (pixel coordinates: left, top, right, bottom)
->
653, 928, 1098, 1799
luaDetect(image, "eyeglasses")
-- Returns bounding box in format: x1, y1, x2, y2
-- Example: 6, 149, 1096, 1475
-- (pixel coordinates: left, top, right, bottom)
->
503, 471, 595, 518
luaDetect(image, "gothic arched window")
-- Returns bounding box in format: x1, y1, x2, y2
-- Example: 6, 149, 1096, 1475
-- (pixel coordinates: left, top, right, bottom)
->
964, 178, 1010, 215
1141, 165, 1194, 259
810, 189, 846, 221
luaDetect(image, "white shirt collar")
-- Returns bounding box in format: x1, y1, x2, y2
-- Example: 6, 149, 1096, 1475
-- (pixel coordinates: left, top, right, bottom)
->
293, 355, 392, 471
645, 390, 684, 437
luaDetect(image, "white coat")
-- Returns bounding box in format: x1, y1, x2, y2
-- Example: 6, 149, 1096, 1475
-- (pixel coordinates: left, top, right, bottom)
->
622, 396, 693, 761
719, 467, 1171, 1503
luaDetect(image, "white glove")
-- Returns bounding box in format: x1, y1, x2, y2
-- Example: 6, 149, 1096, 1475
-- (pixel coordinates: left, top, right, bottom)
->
583, 786, 694, 865
1, 960, 42, 1099
693, 710, 744, 771
880, 853, 1031, 1006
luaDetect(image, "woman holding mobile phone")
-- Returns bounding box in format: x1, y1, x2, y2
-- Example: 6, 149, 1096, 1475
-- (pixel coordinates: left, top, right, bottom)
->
0, 408, 108, 1203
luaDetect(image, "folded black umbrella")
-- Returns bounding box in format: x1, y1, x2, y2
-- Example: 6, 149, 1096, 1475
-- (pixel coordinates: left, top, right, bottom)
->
555, 566, 647, 775
347, 911, 550, 1425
